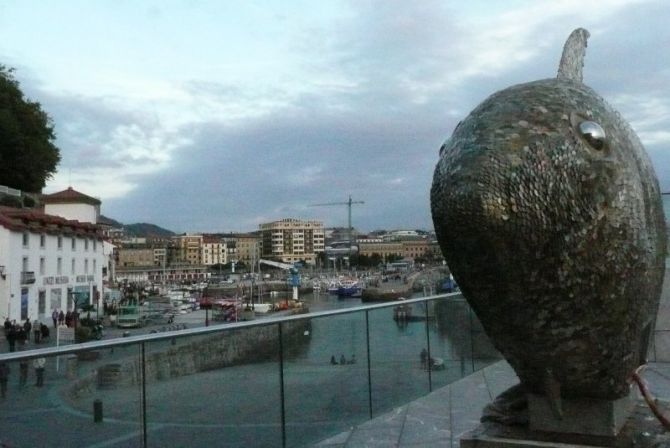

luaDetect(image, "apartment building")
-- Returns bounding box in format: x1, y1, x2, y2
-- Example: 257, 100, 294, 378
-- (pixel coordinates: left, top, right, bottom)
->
201, 235, 227, 266
259, 218, 325, 264
173, 234, 203, 265
221, 233, 259, 266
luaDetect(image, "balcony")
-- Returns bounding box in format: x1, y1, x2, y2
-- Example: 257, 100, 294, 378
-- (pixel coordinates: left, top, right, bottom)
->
20, 271, 35, 284
0, 293, 503, 447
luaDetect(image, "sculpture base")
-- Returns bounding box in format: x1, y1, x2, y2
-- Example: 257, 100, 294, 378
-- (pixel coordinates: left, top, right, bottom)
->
528, 392, 634, 436
461, 401, 670, 448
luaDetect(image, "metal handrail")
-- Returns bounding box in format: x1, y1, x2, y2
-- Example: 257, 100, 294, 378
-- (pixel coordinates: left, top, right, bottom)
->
0, 292, 464, 362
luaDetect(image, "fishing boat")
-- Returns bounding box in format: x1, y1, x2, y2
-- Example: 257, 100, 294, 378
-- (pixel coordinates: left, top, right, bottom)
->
326, 277, 363, 297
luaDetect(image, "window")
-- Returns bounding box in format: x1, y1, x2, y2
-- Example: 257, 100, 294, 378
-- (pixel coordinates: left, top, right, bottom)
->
57, 236, 62, 249
57, 257, 62, 276
93, 259, 97, 274
71, 258, 75, 275
84, 259, 89, 274
72, 237, 76, 250
85, 239, 89, 251
39, 257, 45, 275
22, 232, 29, 247
22, 256, 29, 272
93, 239, 97, 252
40, 234, 46, 248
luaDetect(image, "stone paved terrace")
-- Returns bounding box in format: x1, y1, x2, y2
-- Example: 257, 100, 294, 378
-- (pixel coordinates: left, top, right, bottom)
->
313, 269, 670, 447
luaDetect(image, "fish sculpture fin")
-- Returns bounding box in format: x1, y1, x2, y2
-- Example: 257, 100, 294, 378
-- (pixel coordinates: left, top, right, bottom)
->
557, 28, 590, 83
544, 369, 563, 419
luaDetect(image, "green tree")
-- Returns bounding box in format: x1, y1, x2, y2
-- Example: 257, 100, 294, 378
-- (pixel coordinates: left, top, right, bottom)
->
0, 66, 60, 192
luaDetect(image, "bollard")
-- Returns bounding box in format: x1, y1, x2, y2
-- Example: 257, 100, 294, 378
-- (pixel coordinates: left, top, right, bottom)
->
93, 399, 103, 423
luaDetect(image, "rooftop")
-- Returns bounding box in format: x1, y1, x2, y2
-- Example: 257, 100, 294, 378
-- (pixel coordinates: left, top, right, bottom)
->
0, 205, 100, 237
42, 186, 101, 206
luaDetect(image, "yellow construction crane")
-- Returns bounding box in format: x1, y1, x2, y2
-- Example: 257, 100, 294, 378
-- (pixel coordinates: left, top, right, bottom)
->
309, 195, 365, 259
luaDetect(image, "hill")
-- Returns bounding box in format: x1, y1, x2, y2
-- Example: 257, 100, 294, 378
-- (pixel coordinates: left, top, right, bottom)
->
124, 223, 175, 238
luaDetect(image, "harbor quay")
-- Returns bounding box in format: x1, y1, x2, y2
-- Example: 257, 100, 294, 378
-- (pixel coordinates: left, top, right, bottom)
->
0, 292, 499, 447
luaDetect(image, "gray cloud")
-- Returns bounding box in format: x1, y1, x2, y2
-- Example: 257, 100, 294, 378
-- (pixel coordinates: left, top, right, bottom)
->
12, 0, 669, 231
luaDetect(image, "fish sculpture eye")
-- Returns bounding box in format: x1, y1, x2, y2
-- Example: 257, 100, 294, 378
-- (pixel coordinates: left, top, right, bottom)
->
577, 120, 606, 150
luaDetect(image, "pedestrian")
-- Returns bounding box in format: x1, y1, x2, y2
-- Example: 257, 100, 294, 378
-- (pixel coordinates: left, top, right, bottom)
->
17, 325, 26, 347
58, 310, 64, 326
65, 311, 72, 327
40, 324, 50, 342
340, 354, 346, 365
33, 319, 41, 343
52, 309, 58, 329
33, 357, 45, 387
420, 348, 428, 369
6, 325, 16, 352
0, 362, 9, 398
23, 318, 32, 335
330, 355, 337, 365
19, 358, 28, 387
3, 317, 10, 336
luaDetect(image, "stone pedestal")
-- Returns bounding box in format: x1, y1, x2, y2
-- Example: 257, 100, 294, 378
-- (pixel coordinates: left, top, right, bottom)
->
461, 401, 670, 448
528, 392, 634, 436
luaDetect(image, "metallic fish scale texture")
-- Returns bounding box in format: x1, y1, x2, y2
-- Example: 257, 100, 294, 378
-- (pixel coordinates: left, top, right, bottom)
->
430, 30, 666, 400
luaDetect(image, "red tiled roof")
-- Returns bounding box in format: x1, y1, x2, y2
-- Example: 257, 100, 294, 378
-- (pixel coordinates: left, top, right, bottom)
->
41, 187, 101, 206
0, 206, 102, 238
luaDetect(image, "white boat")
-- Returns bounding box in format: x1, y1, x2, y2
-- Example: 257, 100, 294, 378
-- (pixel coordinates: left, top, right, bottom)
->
251, 303, 273, 313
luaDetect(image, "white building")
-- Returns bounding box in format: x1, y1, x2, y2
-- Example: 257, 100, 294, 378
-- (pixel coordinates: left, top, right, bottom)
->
43, 186, 101, 224
201, 236, 227, 266
259, 218, 325, 264
0, 206, 106, 323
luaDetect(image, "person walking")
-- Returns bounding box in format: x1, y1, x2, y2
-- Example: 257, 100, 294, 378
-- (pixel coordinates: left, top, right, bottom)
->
58, 310, 64, 326
23, 318, 32, 335
3, 317, 10, 336
33, 357, 45, 387
52, 310, 58, 329
0, 362, 9, 399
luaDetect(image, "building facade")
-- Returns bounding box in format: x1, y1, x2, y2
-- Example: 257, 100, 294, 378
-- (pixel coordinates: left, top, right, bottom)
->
201, 235, 227, 266
222, 233, 259, 266
259, 218, 325, 264
0, 206, 106, 322
116, 247, 156, 267
173, 234, 203, 265
358, 241, 404, 260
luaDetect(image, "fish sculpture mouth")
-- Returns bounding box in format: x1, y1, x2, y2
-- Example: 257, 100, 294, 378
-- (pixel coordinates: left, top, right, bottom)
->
430, 29, 666, 402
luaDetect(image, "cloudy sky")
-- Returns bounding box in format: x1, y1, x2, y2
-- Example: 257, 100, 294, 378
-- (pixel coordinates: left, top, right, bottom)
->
1, 0, 669, 233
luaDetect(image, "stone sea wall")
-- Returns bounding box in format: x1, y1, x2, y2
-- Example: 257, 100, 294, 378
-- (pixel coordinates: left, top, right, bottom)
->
68, 317, 310, 399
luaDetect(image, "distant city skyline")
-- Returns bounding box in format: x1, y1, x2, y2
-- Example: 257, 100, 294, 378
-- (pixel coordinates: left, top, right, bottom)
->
2, 0, 669, 232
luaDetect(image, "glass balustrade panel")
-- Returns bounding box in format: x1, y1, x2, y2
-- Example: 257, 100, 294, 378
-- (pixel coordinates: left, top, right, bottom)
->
368, 301, 430, 416
144, 326, 281, 447
282, 311, 368, 447
0, 343, 143, 447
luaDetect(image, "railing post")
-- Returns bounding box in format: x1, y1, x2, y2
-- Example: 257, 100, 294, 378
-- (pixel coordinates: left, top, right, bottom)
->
141, 342, 148, 448
365, 310, 372, 419
424, 300, 432, 392
278, 322, 286, 448
469, 306, 475, 373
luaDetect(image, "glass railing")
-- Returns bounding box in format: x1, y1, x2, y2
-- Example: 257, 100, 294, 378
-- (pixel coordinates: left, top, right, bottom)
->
0, 292, 501, 447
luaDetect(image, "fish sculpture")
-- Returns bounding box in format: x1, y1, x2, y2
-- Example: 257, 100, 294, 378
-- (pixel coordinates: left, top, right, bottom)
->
430, 28, 667, 404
